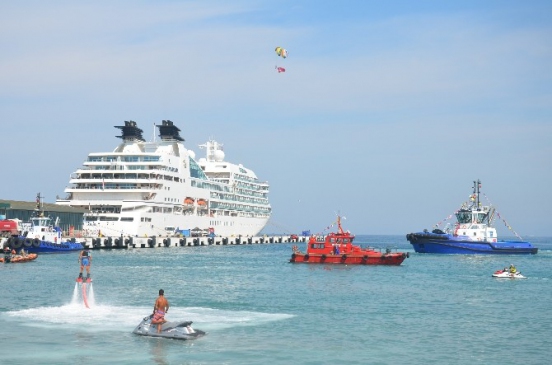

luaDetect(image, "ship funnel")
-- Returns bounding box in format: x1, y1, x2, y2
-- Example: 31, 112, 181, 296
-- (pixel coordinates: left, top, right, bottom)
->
158, 120, 184, 141
115, 120, 145, 142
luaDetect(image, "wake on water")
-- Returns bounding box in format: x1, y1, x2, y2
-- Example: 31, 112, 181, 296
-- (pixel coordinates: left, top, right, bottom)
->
3, 284, 294, 333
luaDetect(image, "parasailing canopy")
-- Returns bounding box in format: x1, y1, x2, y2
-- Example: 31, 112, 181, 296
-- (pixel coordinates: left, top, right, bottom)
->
275, 46, 288, 58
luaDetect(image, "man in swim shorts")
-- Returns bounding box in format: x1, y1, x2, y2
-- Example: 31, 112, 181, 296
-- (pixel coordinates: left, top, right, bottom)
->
152, 289, 170, 333
78, 248, 92, 281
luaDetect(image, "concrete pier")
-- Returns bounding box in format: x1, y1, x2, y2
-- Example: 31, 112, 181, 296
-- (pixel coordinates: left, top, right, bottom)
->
79, 235, 307, 249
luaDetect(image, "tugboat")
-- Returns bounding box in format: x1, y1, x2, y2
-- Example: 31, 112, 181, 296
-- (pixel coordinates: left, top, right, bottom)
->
406, 180, 537, 255
289, 216, 408, 265
4, 194, 83, 254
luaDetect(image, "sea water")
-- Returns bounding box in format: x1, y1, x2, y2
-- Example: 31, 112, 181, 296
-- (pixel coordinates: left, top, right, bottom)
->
0, 236, 550, 365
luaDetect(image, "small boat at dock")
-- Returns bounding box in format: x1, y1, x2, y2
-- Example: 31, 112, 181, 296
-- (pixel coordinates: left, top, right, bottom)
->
3, 194, 83, 254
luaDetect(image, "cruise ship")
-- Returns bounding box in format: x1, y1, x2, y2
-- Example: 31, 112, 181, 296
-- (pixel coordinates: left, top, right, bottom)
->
56, 120, 271, 238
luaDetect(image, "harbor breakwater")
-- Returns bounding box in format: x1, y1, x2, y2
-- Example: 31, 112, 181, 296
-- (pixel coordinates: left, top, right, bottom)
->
80, 235, 306, 249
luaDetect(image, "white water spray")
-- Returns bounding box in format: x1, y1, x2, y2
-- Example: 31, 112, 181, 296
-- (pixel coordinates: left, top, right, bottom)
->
71, 284, 79, 305
70, 282, 94, 308
88, 284, 95, 306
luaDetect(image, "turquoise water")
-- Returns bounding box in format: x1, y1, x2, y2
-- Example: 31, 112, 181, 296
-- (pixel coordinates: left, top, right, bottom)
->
1, 236, 551, 365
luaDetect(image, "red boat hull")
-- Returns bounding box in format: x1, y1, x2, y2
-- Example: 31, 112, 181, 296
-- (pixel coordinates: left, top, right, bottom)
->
290, 252, 407, 265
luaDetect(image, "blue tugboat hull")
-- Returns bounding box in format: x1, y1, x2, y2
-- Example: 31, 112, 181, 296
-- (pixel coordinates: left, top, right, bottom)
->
406, 233, 537, 254
25, 241, 83, 253
8, 236, 83, 254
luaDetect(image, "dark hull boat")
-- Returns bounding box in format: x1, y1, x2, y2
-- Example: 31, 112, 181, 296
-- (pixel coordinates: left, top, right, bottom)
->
3, 194, 83, 254
406, 232, 536, 254
406, 180, 537, 255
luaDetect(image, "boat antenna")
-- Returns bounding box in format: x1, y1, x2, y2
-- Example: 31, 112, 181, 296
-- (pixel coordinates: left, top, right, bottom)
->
335, 213, 345, 234
153, 122, 156, 142
35, 193, 44, 217
473, 179, 481, 210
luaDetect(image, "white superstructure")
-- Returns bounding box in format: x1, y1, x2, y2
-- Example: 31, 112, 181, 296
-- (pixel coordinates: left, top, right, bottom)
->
56, 120, 271, 237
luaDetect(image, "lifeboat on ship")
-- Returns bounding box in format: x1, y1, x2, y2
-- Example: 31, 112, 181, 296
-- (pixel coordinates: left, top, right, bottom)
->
289, 216, 409, 266
184, 197, 194, 205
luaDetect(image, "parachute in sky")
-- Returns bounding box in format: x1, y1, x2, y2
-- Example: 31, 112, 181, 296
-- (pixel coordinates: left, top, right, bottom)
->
275, 46, 288, 59
275, 66, 285, 73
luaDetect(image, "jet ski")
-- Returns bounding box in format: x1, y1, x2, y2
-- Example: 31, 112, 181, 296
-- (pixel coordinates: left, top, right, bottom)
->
492, 270, 526, 279
132, 314, 206, 340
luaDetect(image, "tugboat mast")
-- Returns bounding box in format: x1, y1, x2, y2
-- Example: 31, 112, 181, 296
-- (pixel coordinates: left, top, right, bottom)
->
472, 179, 481, 211
35, 193, 44, 217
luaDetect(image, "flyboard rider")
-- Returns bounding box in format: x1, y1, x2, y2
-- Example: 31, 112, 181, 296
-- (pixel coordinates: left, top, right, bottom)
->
78, 248, 92, 281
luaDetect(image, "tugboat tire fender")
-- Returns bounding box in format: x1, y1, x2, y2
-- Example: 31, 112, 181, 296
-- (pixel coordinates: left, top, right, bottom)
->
14, 238, 23, 249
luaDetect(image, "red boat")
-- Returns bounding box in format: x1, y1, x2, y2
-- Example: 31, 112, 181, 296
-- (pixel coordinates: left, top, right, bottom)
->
289, 216, 409, 265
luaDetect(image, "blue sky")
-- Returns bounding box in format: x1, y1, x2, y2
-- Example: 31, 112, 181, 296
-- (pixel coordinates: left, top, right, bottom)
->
1, 1, 551, 236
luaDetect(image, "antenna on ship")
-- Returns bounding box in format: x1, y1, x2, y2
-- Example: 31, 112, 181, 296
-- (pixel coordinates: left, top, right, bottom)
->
35, 193, 44, 217
334, 211, 346, 234
153, 122, 156, 142
473, 179, 482, 211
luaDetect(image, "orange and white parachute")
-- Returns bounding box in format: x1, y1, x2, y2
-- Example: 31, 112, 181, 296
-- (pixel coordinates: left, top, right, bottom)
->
275, 46, 288, 59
